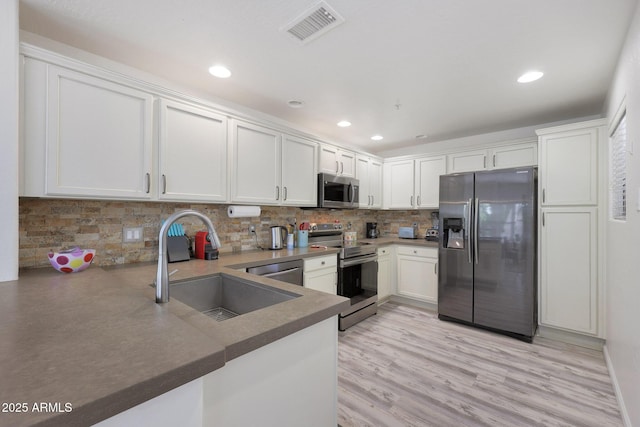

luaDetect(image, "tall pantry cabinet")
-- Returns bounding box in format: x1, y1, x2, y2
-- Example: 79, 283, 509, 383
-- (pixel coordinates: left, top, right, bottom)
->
536, 119, 607, 339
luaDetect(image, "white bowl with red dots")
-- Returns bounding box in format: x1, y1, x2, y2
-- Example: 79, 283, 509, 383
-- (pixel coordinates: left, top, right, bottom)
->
48, 247, 96, 273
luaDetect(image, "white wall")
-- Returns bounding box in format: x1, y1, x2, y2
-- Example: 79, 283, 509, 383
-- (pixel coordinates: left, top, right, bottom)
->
603, 2, 640, 426
0, 0, 19, 282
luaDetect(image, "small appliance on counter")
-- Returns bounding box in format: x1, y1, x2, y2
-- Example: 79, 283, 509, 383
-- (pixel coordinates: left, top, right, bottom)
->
194, 231, 219, 260
398, 223, 419, 239
425, 228, 439, 241
366, 222, 379, 239
269, 226, 288, 250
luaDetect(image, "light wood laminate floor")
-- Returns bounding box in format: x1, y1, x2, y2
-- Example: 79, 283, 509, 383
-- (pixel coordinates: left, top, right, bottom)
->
337, 302, 622, 427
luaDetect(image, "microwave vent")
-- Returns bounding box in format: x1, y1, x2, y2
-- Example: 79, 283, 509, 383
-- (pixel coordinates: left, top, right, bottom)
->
283, 1, 345, 44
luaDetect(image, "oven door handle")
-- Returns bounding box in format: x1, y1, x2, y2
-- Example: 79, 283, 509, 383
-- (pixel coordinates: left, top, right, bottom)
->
340, 254, 378, 268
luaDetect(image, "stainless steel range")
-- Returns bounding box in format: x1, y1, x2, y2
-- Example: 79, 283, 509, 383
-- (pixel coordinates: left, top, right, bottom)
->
309, 223, 378, 330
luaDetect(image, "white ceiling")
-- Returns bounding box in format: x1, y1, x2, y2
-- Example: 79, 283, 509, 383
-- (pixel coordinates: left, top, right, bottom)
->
18, 0, 638, 153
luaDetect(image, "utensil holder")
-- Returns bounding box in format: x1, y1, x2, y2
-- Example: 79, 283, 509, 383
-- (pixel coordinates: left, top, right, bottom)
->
297, 230, 309, 248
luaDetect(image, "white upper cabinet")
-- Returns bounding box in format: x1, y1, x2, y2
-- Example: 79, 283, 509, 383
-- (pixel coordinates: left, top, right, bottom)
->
447, 149, 488, 173
356, 155, 383, 208
384, 156, 445, 209
384, 159, 415, 209
491, 142, 537, 169
231, 120, 281, 204
415, 156, 446, 208
231, 120, 317, 206
538, 127, 599, 206
319, 144, 356, 177
281, 134, 318, 206
45, 64, 154, 199
447, 142, 537, 174
158, 99, 228, 202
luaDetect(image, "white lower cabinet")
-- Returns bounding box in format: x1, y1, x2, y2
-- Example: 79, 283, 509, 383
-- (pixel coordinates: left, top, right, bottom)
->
97, 317, 339, 427
377, 246, 393, 300
396, 246, 438, 304
303, 254, 338, 294
540, 207, 598, 335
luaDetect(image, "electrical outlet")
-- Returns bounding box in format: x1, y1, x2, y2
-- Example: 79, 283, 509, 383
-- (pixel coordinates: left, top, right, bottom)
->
123, 226, 144, 243
248, 225, 256, 235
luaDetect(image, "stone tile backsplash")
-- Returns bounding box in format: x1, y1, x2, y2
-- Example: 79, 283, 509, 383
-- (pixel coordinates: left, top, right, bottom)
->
19, 198, 436, 268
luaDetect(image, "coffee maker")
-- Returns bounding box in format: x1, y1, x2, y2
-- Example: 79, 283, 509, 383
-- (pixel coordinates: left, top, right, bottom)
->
366, 222, 379, 239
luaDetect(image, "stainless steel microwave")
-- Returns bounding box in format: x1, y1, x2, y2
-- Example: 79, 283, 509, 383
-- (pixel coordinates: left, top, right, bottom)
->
317, 173, 359, 209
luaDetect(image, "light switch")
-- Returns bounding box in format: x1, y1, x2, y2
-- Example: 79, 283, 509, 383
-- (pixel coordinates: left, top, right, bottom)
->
123, 226, 144, 243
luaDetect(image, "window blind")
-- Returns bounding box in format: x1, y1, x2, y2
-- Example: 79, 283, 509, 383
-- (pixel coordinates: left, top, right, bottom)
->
610, 112, 627, 220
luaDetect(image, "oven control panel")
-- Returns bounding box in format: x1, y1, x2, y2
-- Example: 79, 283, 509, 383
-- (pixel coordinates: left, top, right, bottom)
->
309, 222, 343, 232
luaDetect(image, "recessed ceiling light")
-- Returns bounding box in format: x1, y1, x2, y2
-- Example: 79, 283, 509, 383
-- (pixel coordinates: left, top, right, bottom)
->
371, 135, 383, 141
287, 100, 305, 108
208, 65, 231, 78
517, 71, 544, 83
337, 120, 351, 127
415, 134, 428, 140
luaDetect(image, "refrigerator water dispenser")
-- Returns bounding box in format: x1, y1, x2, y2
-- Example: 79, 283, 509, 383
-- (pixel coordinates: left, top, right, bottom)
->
443, 218, 465, 249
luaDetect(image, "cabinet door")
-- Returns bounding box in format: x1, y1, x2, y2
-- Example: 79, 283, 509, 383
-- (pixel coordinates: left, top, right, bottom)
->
338, 149, 356, 178
46, 65, 153, 198
281, 135, 317, 206
415, 156, 446, 208
158, 100, 227, 202
540, 207, 598, 335
539, 128, 598, 206
319, 144, 339, 175
490, 143, 537, 169
396, 250, 438, 303
231, 120, 280, 204
319, 144, 355, 177
384, 160, 415, 209
356, 156, 382, 208
369, 159, 383, 208
356, 155, 371, 208
377, 247, 393, 300
447, 149, 488, 173
304, 269, 337, 294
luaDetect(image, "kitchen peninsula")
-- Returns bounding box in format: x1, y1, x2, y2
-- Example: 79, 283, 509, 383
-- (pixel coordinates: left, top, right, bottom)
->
0, 247, 347, 427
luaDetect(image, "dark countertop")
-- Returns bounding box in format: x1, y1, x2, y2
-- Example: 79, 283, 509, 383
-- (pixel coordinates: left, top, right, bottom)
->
0, 246, 348, 427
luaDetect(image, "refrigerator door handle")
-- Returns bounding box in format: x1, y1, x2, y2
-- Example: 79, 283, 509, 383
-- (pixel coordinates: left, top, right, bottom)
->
466, 198, 473, 263
474, 197, 480, 264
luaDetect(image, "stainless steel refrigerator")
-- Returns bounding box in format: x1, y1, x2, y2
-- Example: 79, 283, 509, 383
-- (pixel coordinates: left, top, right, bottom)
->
438, 167, 537, 341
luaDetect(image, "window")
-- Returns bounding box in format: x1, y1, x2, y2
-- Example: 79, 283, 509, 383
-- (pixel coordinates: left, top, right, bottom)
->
609, 110, 627, 221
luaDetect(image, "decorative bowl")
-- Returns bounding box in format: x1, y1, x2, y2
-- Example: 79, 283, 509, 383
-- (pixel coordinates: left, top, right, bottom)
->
48, 247, 96, 273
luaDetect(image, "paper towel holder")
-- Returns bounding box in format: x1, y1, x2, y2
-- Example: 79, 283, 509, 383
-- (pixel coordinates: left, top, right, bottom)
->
227, 205, 261, 218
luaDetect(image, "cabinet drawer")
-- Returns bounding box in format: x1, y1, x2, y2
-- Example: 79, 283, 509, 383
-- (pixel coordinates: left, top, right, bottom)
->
377, 246, 392, 257
396, 246, 437, 258
304, 254, 337, 272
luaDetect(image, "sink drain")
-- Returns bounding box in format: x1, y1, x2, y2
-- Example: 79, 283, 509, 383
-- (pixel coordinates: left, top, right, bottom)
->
201, 307, 239, 322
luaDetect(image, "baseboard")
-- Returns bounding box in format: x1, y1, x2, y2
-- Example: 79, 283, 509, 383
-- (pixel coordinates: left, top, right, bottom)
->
388, 295, 437, 312
537, 325, 604, 350
603, 345, 632, 427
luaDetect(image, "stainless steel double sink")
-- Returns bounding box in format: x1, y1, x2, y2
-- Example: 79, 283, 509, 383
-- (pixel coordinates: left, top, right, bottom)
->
169, 273, 300, 321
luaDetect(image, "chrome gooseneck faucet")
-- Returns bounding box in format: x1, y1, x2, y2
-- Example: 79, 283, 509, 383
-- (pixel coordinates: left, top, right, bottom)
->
156, 210, 221, 303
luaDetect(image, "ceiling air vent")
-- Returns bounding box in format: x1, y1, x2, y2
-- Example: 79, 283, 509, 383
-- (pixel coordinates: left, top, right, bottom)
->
282, 1, 345, 44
